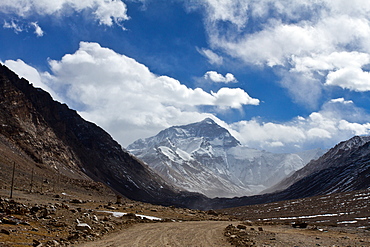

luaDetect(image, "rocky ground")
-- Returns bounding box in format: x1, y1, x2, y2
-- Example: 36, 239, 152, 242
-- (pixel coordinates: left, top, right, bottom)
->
218, 189, 370, 228
224, 222, 370, 247
0, 187, 229, 246
221, 189, 370, 247
1, 186, 369, 247
0, 161, 368, 247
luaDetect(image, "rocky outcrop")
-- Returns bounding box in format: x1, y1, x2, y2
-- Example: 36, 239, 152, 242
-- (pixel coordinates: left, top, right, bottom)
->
0, 67, 85, 179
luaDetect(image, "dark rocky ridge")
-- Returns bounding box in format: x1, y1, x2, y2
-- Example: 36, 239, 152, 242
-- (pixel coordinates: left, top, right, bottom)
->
267, 135, 370, 194
0, 64, 208, 208
210, 135, 370, 209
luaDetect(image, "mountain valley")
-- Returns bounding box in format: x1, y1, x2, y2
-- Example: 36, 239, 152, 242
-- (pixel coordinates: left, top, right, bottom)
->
0, 64, 369, 246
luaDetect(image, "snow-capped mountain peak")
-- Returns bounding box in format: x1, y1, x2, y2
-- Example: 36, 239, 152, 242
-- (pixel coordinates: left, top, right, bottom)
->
128, 117, 240, 151
127, 118, 324, 198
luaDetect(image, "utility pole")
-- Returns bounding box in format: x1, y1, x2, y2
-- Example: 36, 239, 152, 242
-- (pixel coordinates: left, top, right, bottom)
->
30, 168, 34, 193
10, 162, 15, 199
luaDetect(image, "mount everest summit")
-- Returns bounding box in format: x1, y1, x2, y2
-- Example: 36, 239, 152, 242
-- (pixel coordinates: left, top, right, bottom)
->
128, 118, 324, 198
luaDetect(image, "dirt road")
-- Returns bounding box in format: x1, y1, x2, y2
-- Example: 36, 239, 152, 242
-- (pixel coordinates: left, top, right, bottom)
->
77, 221, 231, 247
77, 220, 370, 247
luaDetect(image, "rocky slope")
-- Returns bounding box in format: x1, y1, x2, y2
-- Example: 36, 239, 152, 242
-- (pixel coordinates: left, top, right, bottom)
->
0, 64, 207, 208
128, 118, 324, 198
209, 135, 370, 209
266, 135, 370, 195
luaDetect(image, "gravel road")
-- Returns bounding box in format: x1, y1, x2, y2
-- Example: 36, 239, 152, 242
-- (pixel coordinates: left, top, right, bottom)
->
77, 221, 231, 247
77, 220, 370, 247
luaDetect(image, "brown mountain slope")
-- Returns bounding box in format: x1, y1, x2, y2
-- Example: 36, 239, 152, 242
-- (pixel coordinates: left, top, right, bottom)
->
0, 64, 207, 208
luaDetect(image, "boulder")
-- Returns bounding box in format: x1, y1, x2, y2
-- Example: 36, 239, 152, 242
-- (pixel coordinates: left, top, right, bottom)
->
76, 223, 91, 232
237, 224, 247, 230
33, 239, 43, 247
70, 199, 83, 204
92, 215, 99, 222
1, 229, 10, 235
206, 210, 218, 216
292, 222, 308, 228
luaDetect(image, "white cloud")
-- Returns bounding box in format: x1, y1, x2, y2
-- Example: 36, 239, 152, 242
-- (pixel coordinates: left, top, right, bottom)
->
30, 22, 43, 37
326, 67, 370, 92
93, 0, 129, 26
0, 0, 129, 26
191, 0, 370, 106
292, 52, 370, 73
211, 87, 259, 108
4, 54, 369, 153
4, 59, 42, 86
197, 0, 249, 29
3, 59, 59, 100
229, 98, 370, 152
330, 98, 353, 104
278, 69, 323, 109
197, 47, 223, 65
3, 19, 45, 37
204, 71, 237, 83
24, 42, 258, 146
3, 20, 23, 33
338, 120, 370, 136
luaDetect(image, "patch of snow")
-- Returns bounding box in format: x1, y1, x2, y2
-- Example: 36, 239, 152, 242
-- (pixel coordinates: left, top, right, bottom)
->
354, 196, 370, 200
100, 211, 162, 221
209, 137, 223, 146
176, 148, 193, 161
261, 212, 352, 221
158, 146, 177, 161
354, 217, 368, 220
337, 220, 358, 224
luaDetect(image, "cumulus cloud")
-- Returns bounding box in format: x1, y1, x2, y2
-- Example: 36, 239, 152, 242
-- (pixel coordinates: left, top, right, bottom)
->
190, 0, 370, 105
10, 42, 258, 146
230, 98, 370, 152
292, 52, 370, 73
211, 87, 259, 108
4, 54, 369, 153
326, 67, 370, 92
2, 59, 59, 100
0, 0, 129, 26
204, 71, 237, 83
4, 59, 42, 85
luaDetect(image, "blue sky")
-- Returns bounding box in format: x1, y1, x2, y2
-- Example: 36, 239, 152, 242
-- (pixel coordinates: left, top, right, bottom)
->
1, 0, 370, 153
